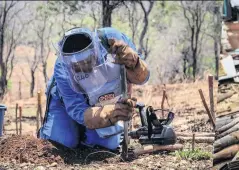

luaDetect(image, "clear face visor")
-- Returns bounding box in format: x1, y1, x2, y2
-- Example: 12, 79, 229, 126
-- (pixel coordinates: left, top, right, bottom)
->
62, 47, 97, 74
60, 29, 109, 94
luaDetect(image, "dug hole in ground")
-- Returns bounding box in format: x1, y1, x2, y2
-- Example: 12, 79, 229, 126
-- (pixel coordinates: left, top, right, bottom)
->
0, 80, 215, 170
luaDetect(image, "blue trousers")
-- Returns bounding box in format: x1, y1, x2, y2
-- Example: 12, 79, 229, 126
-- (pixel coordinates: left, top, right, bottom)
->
40, 128, 121, 150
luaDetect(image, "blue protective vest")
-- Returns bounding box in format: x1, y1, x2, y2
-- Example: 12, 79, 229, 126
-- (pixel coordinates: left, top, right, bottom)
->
69, 43, 125, 138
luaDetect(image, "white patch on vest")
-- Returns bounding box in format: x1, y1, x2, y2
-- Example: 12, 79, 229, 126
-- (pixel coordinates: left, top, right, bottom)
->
98, 92, 115, 102
95, 95, 122, 107
74, 73, 89, 81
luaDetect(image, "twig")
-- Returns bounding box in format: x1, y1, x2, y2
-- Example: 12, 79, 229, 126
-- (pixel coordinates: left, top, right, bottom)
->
192, 133, 195, 151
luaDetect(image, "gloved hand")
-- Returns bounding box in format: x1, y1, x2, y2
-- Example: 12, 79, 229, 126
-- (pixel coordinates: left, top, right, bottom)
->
84, 98, 137, 129
108, 38, 149, 84
108, 39, 139, 69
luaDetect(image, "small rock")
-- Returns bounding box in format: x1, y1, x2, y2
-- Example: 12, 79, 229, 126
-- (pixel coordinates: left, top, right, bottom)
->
28, 158, 34, 163
49, 162, 57, 167
10, 159, 16, 164
155, 162, 161, 168
180, 160, 187, 165
49, 168, 56, 170
38, 152, 43, 157
20, 163, 27, 167
180, 165, 186, 169
34, 166, 46, 170
55, 155, 61, 160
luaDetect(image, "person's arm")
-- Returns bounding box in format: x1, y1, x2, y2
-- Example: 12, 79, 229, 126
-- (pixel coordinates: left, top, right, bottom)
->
54, 58, 89, 125
98, 27, 150, 85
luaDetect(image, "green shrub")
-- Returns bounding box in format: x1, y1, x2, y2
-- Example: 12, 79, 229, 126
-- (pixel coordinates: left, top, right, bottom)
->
172, 148, 212, 160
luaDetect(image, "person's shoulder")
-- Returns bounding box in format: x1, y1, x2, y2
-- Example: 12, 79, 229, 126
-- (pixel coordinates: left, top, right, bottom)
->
98, 27, 124, 40
99, 27, 122, 33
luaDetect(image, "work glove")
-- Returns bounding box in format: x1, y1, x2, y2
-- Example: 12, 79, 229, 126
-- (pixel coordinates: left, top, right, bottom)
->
108, 39, 149, 84
108, 39, 139, 69
84, 97, 137, 129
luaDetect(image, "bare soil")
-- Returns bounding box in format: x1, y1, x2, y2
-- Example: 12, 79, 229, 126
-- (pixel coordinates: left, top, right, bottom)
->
1, 80, 215, 169
0, 135, 212, 170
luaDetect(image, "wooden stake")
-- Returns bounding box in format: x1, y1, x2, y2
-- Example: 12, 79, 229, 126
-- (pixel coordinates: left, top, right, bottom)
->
208, 75, 215, 120
19, 106, 22, 135
198, 89, 215, 129
19, 80, 22, 100
161, 90, 166, 118
192, 133, 195, 151
15, 103, 18, 135
164, 84, 170, 108
36, 104, 39, 133
37, 91, 43, 125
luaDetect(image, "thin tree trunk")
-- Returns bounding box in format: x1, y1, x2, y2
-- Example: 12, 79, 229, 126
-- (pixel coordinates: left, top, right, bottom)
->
30, 70, 35, 97
0, 2, 6, 99
102, 0, 112, 27
215, 38, 219, 79
183, 55, 187, 77
42, 62, 48, 85
138, 1, 154, 60
192, 51, 197, 81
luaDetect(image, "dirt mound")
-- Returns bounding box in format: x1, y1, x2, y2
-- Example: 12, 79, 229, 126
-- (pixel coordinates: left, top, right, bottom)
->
0, 135, 65, 165
0, 135, 121, 166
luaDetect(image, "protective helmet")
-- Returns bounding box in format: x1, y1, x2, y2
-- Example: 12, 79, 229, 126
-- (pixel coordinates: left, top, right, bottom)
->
60, 27, 109, 94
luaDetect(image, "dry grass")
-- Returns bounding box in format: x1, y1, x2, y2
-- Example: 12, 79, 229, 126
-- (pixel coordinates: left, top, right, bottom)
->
132, 80, 217, 115
2, 79, 216, 136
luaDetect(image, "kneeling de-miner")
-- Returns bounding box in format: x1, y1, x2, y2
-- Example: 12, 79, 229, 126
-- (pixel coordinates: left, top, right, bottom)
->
38, 27, 150, 150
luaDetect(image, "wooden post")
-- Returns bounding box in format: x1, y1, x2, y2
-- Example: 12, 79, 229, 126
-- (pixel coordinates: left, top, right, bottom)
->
37, 91, 43, 125
36, 102, 39, 132
15, 103, 18, 135
208, 75, 215, 120
161, 90, 166, 118
19, 106, 22, 135
192, 133, 195, 151
19, 80, 22, 100
198, 89, 215, 129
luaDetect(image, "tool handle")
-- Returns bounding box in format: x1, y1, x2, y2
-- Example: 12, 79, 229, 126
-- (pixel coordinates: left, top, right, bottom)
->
121, 65, 129, 159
